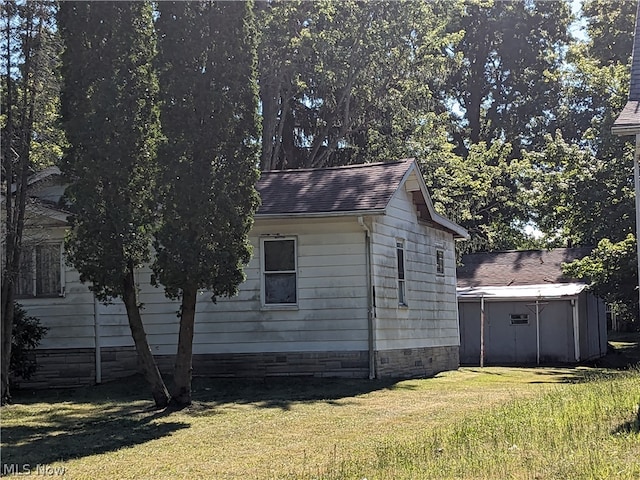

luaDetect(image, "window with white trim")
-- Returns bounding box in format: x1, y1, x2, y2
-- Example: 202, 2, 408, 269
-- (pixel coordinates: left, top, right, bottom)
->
510, 313, 529, 325
396, 240, 407, 306
261, 237, 297, 305
15, 243, 64, 298
436, 249, 445, 275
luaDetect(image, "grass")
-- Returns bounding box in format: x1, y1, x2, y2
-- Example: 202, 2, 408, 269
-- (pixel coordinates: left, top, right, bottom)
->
1, 341, 639, 479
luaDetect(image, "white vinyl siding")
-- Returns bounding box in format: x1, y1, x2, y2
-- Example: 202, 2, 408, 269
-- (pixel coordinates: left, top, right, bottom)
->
67, 217, 370, 355
370, 171, 460, 351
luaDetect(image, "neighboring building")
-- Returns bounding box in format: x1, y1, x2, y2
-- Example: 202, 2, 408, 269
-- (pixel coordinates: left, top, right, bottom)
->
457, 249, 607, 366
10, 159, 468, 387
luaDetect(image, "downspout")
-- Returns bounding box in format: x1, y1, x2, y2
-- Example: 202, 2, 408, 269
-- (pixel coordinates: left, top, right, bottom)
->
480, 295, 485, 367
571, 298, 580, 363
535, 298, 541, 366
93, 295, 102, 384
358, 216, 376, 379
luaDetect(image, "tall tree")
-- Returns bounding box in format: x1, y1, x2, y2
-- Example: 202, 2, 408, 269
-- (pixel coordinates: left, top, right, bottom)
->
531, 0, 635, 247
154, 1, 260, 407
257, 0, 461, 170
58, 1, 170, 408
1, 0, 61, 404
440, 0, 572, 154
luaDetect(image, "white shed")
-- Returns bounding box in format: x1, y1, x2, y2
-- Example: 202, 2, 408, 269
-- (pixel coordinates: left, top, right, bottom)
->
457, 249, 607, 366
12, 160, 468, 387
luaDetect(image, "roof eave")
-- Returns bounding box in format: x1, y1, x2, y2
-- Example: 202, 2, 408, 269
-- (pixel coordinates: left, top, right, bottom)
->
612, 124, 640, 136
255, 209, 384, 219
402, 162, 470, 240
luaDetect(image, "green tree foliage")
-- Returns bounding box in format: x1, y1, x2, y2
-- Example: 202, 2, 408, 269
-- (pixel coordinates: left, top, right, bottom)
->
563, 235, 638, 323
422, 140, 534, 254
1, 0, 62, 405
531, 0, 635, 248
525, 132, 635, 246
154, 1, 260, 407
257, 0, 461, 170
58, 1, 169, 407
440, 0, 572, 153
10, 303, 47, 382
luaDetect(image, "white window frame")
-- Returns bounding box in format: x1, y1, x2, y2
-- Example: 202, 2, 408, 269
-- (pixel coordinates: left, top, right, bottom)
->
15, 242, 65, 298
396, 240, 407, 307
260, 236, 298, 308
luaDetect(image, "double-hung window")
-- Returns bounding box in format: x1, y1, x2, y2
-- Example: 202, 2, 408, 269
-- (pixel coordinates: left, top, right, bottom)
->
261, 237, 297, 306
15, 243, 63, 298
396, 240, 407, 306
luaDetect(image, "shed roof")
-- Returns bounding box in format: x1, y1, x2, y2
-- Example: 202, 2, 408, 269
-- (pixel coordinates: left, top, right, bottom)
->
456, 247, 593, 288
457, 283, 587, 301
613, 0, 640, 135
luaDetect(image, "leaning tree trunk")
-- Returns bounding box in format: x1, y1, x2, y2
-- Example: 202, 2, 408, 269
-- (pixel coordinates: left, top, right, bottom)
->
170, 284, 198, 408
122, 265, 170, 409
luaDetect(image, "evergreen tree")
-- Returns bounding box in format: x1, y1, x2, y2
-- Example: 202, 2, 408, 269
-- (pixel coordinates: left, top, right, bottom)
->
58, 1, 169, 408
1, 0, 62, 404
154, 1, 260, 407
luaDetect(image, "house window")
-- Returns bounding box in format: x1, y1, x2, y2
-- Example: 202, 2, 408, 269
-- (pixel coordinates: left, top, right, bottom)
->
397, 240, 407, 306
436, 249, 445, 275
15, 243, 63, 298
510, 313, 529, 325
261, 237, 297, 305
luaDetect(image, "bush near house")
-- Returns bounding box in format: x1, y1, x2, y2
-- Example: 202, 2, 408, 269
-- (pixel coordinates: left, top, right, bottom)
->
10, 303, 47, 383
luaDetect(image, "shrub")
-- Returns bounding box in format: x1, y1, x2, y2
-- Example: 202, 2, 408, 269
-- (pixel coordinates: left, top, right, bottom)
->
11, 303, 48, 381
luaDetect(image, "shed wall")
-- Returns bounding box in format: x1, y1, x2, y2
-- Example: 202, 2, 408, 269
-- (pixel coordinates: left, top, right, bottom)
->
459, 299, 577, 365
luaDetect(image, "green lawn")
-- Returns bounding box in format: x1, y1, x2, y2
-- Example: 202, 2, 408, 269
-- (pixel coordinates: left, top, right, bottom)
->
2, 364, 638, 480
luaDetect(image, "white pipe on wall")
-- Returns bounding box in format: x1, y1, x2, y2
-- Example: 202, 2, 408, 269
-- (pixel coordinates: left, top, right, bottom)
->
94, 296, 102, 384
480, 295, 485, 367
572, 298, 580, 362
358, 216, 376, 379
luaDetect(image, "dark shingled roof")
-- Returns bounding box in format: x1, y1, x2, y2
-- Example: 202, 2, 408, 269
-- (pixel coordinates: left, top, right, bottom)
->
456, 248, 593, 288
256, 159, 413, 216
613, 1, 640, 132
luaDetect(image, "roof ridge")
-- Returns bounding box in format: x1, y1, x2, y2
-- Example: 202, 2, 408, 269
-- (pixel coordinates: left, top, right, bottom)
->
260, 158, 413, 174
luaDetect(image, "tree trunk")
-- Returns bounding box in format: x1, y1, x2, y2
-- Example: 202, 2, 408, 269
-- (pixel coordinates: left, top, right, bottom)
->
122, 265, 170, 409
1, 288, 15, 405
170, 284, 197, 408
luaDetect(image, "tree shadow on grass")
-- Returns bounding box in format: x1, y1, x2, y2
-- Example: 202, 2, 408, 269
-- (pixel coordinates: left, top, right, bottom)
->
188, 376, 400, 411
2, 396, 188, 466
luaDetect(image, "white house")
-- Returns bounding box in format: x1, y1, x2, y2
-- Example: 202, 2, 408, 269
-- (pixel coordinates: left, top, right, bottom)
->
11, 159, 468, 387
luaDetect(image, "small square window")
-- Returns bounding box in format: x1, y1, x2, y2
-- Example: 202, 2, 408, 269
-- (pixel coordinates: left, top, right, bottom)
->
510, 314, 529, 325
